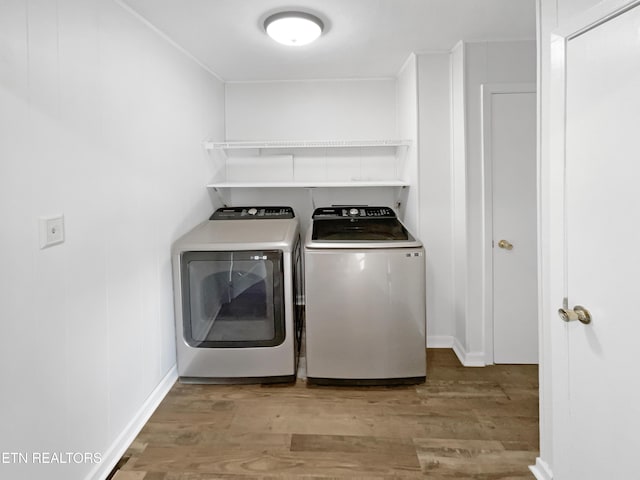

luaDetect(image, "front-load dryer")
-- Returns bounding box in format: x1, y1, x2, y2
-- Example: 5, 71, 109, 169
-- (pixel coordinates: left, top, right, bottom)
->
172, 206, 302, 383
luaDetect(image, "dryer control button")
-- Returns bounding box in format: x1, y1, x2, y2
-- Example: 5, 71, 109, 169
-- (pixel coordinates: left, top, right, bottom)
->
349, 208, 359, 216
248, 208, 258, 215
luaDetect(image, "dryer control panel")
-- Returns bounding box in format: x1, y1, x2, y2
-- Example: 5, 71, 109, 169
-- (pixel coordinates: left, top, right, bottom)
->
312, 206, 395, 219
210, 206, 295, 220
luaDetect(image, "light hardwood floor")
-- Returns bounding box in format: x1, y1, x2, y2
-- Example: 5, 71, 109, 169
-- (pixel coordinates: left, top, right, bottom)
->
111, 349, 538, 479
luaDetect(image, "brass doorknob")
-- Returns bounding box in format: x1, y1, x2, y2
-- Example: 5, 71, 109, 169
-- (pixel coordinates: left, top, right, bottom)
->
558, 305, 592, 324
498, 239, 513, 250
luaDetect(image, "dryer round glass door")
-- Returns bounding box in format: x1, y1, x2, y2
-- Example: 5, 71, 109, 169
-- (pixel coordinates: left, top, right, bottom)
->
180, 250, 285, 348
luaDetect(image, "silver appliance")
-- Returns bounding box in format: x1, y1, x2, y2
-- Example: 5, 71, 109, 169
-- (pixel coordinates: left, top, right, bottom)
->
304, 206, 426, 385
172, 206, 302, 383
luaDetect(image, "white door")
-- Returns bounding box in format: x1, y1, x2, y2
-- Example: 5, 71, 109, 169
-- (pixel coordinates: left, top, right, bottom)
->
553, 3, 640, 478
483, 86, 538, 364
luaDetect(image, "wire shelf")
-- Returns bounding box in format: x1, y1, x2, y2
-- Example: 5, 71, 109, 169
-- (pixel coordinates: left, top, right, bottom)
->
203, 139, 411, 150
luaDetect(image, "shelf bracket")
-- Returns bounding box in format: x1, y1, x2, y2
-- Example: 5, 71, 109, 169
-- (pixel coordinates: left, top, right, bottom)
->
307, 187, 317, 210
395, 186, 408, 213
210, 187, 229, 208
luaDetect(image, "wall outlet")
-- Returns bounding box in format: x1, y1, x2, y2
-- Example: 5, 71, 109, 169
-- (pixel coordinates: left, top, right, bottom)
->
39, 215, 65, 249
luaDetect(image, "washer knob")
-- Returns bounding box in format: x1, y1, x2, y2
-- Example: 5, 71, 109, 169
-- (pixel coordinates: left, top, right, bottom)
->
248, 208, 258, 215
349, 208, 359, 216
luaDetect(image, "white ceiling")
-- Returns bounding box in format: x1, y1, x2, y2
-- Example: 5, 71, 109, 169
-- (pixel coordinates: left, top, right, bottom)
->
120, 0, 536, 82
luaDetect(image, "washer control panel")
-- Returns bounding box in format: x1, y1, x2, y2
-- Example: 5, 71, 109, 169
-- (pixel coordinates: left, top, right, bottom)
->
312, 206, 396, 219
210, 206, 295, 220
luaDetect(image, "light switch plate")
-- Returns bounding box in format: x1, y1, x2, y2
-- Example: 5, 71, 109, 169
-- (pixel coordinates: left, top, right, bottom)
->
39, 215, 65, 249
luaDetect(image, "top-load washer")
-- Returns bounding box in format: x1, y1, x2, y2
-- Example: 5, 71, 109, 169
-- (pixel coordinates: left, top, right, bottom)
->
304, 206, 426, 385
172, 206, 303, 383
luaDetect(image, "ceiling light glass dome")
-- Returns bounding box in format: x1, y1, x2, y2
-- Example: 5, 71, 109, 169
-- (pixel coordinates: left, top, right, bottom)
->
264, 12, 324, 46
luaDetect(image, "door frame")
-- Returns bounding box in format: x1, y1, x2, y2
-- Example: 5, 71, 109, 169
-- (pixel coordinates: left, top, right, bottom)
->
536, 0, 640, 478
480, 83, 536, 365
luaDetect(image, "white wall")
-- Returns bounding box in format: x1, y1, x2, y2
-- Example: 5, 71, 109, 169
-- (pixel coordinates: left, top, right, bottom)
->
452, 40, 536, 363
225, 79, 397, 141
223, 78, 403, 232
450, 42, 468, 353
0, 1, 224, 479
417, 52, 455, 346
538, 0, 558, 473
396, 54, 420, 234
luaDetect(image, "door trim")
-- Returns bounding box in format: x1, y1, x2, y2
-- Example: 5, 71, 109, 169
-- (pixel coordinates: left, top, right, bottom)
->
556, 0, 640, 39
481, 83, 536, 365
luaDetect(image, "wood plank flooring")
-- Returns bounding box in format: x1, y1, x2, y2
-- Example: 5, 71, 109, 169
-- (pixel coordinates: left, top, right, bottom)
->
111, 349, 538, 479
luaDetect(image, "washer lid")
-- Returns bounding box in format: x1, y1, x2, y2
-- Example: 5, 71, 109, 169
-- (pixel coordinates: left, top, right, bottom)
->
312, 217, 411, 241
307, 205, 422, 248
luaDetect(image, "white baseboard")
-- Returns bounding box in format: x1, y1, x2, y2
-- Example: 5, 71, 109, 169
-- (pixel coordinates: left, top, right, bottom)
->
86, 365, 178, 480
426, 335, 454, 348
530, 457, 553, 480
427, 336, 487, 367
452, 337, 486, 367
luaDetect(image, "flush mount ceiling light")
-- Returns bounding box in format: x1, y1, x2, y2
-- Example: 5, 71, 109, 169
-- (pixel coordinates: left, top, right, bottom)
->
264, 11, 324, 46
